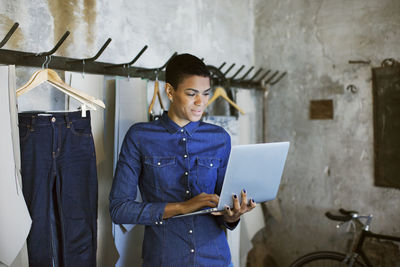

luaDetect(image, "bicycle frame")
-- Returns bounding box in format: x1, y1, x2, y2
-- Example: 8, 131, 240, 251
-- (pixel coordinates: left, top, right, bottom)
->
354, 229, 400, 266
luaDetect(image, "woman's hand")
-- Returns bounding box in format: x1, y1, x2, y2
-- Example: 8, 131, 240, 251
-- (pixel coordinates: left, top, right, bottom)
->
180, 193, 220, 214
212, 189, 256, 223
163, 193, 219, 219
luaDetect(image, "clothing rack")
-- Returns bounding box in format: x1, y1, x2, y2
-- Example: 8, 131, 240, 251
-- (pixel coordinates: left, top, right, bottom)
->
0, 22, 287, 90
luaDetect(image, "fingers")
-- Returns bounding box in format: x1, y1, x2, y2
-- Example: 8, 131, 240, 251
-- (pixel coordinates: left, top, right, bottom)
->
249, 198, 257, 209
232, 194, 240, 212
240, 189, 248, 210
198, 193, 219, 208
224, 206, 234, 217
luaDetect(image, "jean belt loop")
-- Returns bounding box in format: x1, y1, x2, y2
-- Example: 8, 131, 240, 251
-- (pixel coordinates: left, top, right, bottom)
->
65, 113, 71, 128
30, 115, 35, 132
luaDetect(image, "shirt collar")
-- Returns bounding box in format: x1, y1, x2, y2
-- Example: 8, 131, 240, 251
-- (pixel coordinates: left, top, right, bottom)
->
160, 111, 200, 136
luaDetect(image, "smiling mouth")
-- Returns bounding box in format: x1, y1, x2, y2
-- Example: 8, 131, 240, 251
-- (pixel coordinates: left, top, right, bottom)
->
192, 110, 203, 115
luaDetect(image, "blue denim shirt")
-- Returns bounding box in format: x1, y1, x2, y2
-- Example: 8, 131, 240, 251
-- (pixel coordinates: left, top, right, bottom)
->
110, 112, 236, 267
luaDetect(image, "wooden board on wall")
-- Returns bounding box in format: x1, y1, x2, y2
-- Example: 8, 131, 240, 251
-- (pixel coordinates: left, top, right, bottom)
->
309, 100, 334, 120
372, 66, 400, 189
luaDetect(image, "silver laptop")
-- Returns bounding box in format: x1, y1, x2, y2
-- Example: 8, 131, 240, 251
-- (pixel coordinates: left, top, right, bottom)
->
173, 142, 290, 218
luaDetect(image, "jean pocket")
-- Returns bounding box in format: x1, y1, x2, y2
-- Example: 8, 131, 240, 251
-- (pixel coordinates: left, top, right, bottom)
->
69, 119, 92, 138
196, 157, 220, 190
18, 123, 32, 142
144, 156, 178, 189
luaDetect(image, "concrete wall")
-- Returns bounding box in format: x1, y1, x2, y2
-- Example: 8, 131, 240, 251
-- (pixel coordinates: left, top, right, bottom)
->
254, 0, 400, 265
3, 0, 400, 266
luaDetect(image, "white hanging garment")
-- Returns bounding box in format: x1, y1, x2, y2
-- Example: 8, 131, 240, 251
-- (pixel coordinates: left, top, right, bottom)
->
0, 65, 31, 267
113, 77, 148, 267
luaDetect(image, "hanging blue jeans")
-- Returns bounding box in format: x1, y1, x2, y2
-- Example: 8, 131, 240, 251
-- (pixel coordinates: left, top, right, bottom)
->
18, 111, 98, 267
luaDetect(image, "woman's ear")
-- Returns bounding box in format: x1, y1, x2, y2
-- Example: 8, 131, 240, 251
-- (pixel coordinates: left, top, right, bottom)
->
165, 83, 174, 102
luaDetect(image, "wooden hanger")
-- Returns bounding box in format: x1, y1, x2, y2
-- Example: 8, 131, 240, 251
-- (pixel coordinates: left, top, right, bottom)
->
148, 76, 165, 115
207, 86, 245, 115
17, 68, 105, 117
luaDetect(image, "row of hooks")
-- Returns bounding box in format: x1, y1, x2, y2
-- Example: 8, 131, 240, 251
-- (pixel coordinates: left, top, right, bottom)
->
0, 22, 286, 89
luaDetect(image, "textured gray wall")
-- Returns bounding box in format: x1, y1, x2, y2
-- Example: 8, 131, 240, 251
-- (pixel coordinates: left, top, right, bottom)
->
255, 0, 400, 265
1, 0, 255, 110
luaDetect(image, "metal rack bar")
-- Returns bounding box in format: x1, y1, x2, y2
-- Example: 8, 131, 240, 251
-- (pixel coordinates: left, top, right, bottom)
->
0, 22, 287, 90
0, 22, 19, 48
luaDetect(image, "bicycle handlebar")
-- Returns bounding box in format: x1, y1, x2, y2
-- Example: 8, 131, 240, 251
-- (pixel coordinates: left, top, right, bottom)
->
339, 208, 358, 215
325, 211, 352, 222
325, 209, 373, 231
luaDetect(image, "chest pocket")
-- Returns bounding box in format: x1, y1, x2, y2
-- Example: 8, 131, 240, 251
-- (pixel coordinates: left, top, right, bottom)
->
196, 157, 220, 192
144, 156, 178, 189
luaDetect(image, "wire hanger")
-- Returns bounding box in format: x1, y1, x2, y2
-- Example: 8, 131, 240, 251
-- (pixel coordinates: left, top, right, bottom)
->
148, 71, 165, 118
16, 56, 105, 117
207, 86, 245, 115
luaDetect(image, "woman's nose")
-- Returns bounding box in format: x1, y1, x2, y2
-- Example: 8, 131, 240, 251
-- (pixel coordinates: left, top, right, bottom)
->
194, 95, 202, 105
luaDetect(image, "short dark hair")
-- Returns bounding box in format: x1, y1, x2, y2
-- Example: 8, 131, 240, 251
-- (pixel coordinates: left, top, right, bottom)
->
165, 53, 210, 89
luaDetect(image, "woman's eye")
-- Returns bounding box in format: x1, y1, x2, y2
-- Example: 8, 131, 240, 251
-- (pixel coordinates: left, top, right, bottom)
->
186, 93, 195, 97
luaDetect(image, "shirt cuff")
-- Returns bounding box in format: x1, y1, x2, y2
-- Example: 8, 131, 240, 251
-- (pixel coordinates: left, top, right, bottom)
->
216, 215, 240, 230
150, 202, 168, 226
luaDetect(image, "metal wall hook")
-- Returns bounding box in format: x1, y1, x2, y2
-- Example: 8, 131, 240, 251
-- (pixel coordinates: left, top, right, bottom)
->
346, 84, 358, 93
158, 52, 178, 71
27, 31, 70, 57
0, 22, 19, 48
381, 58, 399, 67
223, 63, 236, 76
42, 56, 49, 69
69, 38, 112, 63
230, 65, 245, 80
46, 55, 52, 69
264, 71, 279, 84
248, 68, 263, 82
211, 62, 226, 78
239, 66, 254, 81
256, 70, 271, 83
135, 52, 178, 73
105, 45, 148, 68
217, 62, 226, 71
82, 59, 85, 78
269, 72, 287, 85
206, 65, 227, 85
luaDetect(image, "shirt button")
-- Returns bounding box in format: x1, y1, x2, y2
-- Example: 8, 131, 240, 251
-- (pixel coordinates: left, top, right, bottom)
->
182, 138, 186, 141
159, 221, 163, 225
210, 163, 213, 167
184, 154, 187, 158
189, 230, 193, 234
186, 190, 190, 194
51, 117, 56, 123
180, 129, 184, 132
185, 172, 188, 175
155, 222, 159, 225
157, 162, 161, 166
190, 249, 195, 253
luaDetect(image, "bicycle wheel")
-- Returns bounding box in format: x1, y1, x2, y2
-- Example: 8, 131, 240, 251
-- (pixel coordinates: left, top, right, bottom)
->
289, 251, 366, 267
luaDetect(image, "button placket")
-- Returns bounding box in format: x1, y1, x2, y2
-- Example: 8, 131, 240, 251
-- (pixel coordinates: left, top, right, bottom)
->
181, 130, 191, 196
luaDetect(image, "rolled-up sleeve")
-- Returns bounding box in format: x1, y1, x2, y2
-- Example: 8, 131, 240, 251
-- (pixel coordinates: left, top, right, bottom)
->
109, 126, 167, 225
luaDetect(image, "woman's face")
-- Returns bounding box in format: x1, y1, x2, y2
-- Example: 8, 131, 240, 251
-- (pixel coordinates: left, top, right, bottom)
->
166, 75, 211, 127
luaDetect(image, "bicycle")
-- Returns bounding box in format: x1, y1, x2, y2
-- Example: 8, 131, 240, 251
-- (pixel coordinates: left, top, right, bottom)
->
289, 208, 400, 267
